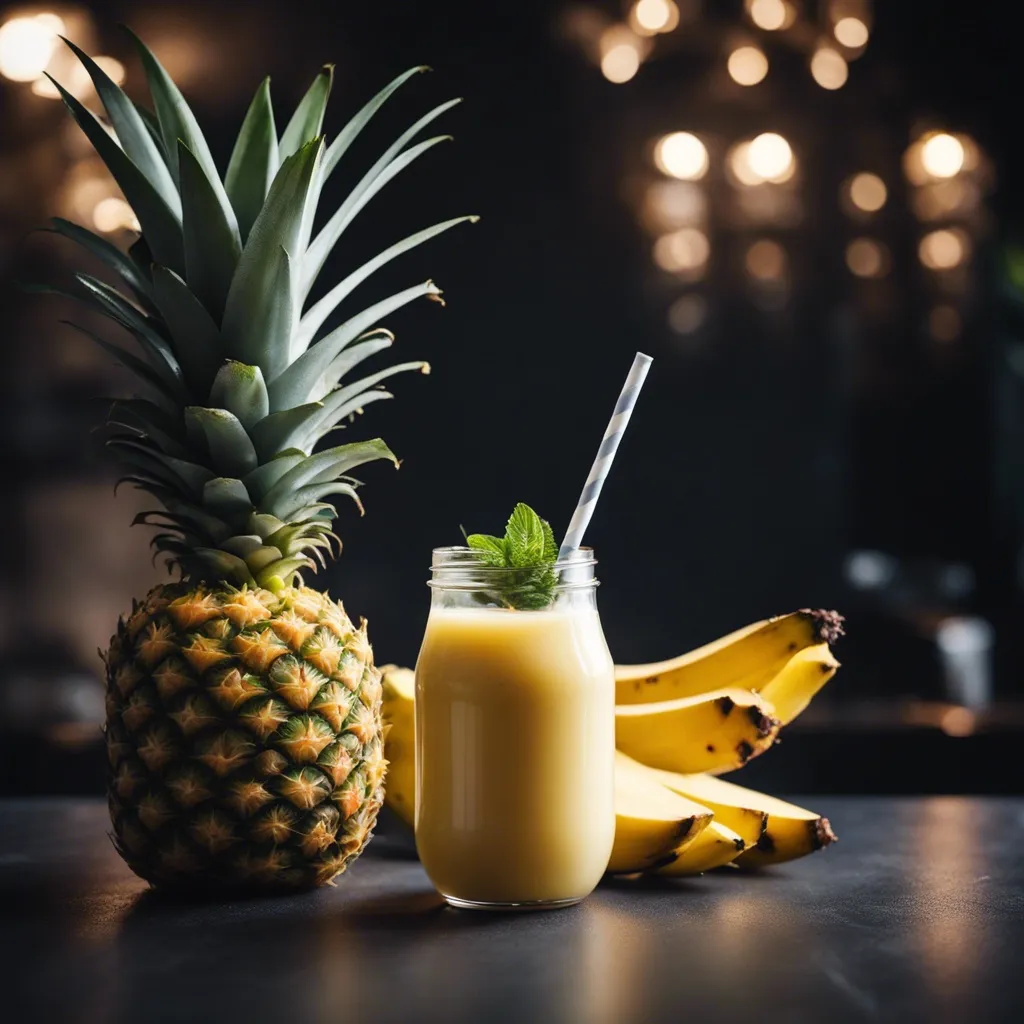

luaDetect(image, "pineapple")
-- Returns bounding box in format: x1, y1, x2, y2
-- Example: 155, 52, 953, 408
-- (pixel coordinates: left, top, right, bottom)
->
43, 32, 473, 890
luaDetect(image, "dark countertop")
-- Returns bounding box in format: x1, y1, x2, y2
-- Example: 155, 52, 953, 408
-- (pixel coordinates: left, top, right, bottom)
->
2, 798, 1022, 1024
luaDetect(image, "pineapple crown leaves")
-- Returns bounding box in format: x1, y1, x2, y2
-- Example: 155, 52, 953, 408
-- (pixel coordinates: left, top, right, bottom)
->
40, 30, 477, 590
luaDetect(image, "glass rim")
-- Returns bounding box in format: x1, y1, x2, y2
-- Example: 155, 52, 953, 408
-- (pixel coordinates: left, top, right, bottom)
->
427, 545, 599, 593
429, 545, 598, 574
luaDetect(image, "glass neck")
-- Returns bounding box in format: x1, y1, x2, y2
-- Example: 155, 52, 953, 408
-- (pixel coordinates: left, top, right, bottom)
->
428, 546, 599, 612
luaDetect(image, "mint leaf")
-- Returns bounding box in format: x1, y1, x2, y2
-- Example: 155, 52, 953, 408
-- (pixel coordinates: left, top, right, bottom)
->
540, 516, 558, 562
463, 503, 560, 610
466, 533, 506, 567
505, 502, 545, 567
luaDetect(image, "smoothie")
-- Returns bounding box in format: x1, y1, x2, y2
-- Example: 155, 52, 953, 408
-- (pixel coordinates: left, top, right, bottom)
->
414, 604, 615, 906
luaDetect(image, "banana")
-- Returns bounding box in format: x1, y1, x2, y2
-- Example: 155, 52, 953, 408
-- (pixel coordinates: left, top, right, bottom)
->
380, 665, 416, 828
615, 688, 780, 775
759, 643, 839, 725
651, 821, 747, 876
609, 752, 713, 874
615, 609, 844, 705
644, 768, 767, 846
645, 767, 837, 867
736, 794, 836, 868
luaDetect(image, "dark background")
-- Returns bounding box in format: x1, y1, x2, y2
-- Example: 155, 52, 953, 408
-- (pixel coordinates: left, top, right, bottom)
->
1, 0, 1022, 794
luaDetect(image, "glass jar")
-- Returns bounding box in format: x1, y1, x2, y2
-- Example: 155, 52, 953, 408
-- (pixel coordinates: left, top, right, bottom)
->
414, 547, 615, 910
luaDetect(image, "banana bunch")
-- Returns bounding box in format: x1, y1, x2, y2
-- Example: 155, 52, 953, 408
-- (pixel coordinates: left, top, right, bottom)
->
381, 607, 843, 879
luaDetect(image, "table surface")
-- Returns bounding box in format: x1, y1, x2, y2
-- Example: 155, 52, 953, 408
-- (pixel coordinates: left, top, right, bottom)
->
2, 797, 1022, 1024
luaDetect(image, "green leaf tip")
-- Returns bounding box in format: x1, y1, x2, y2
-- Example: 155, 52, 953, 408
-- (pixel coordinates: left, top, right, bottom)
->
464, 503, 561, 610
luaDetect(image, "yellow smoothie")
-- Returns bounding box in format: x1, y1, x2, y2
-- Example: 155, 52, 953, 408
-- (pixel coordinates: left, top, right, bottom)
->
414, 604, 615, 906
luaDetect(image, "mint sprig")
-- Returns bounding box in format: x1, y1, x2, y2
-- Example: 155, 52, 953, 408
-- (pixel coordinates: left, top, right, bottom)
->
465, 503, 559, 610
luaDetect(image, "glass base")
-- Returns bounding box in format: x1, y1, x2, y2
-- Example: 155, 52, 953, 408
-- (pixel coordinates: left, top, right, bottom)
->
442, 893, 584, 912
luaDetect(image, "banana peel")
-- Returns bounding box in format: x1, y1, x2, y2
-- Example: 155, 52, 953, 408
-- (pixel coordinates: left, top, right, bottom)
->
759, 643, 839, 725
609, 752, 713, 873
652, 821, 748, 877
615, 609, 843, 705
645, 768, 768, 846
645, 767, 837, 867
615, 688, 780, 775
380, 665, 416, 828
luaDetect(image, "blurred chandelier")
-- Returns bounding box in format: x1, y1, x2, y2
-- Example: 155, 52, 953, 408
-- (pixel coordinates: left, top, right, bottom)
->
564, 0, 993, 349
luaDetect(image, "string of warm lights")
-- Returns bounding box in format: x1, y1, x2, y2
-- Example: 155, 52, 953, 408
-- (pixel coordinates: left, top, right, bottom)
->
4, 2, 993, 347
566, 0, 990, 346
0, 6, 136, 235
590, 0, 873, 89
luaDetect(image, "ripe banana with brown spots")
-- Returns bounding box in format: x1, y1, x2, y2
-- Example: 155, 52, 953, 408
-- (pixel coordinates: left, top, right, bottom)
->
608, 752, 713, 873
651, 821, 749, 876
615, 688, 780, 775
642, 767, 836, 867
615, 609, 844, 705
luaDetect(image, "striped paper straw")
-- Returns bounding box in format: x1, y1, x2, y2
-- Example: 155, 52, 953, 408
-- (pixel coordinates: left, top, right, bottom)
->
558, 351, 653, 560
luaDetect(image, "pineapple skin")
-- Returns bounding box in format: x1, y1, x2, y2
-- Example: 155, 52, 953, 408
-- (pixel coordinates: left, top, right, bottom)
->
104, 583, 386, 891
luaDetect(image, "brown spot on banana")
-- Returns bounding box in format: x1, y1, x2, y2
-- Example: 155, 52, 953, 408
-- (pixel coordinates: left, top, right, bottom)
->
755, 831, 775, 854
747, 706, 780, 737
717, 695, 736, 717
706, 744, 715, 753
673, 818, 695, 843
737, 740, 755, 763
812, 817, 838, 850
802, 608, 845, 645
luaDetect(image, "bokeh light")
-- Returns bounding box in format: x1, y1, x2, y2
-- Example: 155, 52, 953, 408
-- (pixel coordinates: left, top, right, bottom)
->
95, 56, 126, 85
668, 294, 708, 334
833, 17, 869, 48
654, 132, 709, 180
810, 47, 848, 89
92, 197, 140, 234
66, 169, 117, 225
748, 0, 789, 31
919, 229, 968, 270
601, 42, 641, 83
745, 239, 787, 280
642, 181, 707, 231
653, 228, 710, 275
631, 0, 680, 35
0, 13, 64, 82
911, 179, 978, 221
727, 46, 769, 86
847, 173, 888, 213
728, 143, 759, 186
746, 133, 794, 183
955, 133, 981, 173
846, 238, 889, 278
32, 54, 126, 99
921, 133, 965, 179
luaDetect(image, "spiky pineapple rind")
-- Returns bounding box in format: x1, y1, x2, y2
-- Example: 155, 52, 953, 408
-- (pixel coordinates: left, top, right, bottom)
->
105, 584, 385, 891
